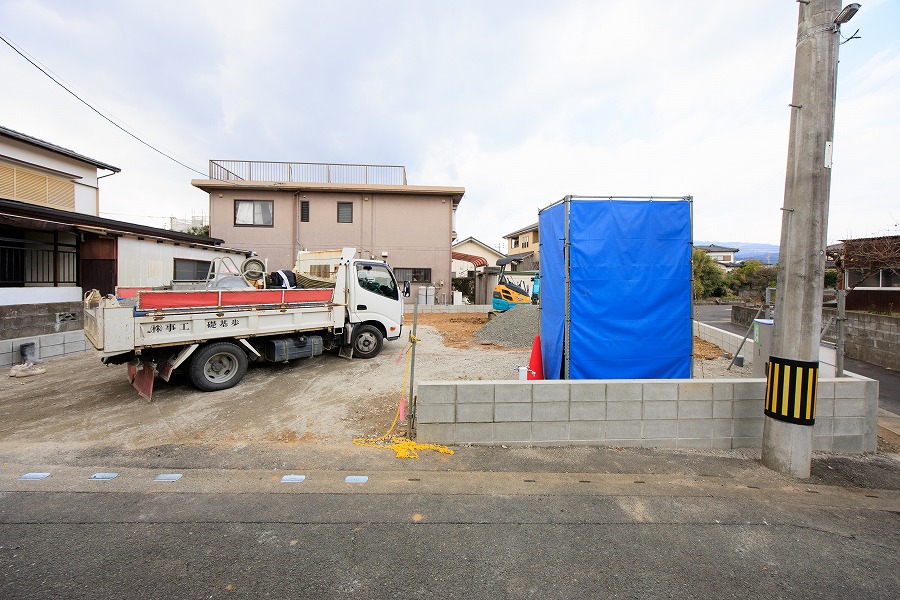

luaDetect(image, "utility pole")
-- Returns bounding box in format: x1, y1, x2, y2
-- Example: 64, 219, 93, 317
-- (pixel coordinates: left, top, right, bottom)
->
762, 0, 858, 478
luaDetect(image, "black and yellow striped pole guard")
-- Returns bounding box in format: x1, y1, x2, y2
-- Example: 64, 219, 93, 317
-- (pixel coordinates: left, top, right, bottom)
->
764, 356, 818, 426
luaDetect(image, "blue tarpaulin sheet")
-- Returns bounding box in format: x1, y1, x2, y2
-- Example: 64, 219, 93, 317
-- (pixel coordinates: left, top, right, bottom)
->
539, 198, 692, 380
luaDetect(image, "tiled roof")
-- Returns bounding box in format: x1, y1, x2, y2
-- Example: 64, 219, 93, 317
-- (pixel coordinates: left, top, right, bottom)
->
0, 125, 120, 172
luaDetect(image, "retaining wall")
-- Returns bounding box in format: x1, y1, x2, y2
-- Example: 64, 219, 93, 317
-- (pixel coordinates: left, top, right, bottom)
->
732, 304, 900, 371
0, 302, 87, 366
416, 376, 877, 454
821, 308, 900, 371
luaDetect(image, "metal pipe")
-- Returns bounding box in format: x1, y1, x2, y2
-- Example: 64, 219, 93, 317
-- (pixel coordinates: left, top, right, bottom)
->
563, 195, 571, 380
836, 288, 846, 377
407, 297, 419, 435
728, 304, 764, 371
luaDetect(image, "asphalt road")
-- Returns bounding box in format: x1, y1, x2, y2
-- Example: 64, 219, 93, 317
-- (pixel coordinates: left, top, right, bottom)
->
2, 462, 899, 600
694, 304, 900, 414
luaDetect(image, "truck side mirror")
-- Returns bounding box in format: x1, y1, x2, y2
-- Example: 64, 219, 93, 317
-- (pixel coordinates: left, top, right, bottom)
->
403, 281, 411, 297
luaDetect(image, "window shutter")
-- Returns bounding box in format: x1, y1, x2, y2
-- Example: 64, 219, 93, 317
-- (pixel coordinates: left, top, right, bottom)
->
0, 164, 14, 198
301, 200, 310, 222
337, 202, 353, 223
47, 177, 75, 210
16, 170, 45, 204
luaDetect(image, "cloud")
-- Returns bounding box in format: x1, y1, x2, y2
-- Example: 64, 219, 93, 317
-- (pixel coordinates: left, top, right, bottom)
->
0, 0, 897, 244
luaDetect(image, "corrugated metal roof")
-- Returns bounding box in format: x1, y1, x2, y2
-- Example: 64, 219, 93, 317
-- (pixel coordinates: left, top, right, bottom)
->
451, 251, 488, 268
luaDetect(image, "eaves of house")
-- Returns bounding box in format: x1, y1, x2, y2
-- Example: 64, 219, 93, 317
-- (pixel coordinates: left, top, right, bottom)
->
503, 222, 538, 239
192, 179, 465, 207
0, 197, 249, 253
0, 125, 120, 173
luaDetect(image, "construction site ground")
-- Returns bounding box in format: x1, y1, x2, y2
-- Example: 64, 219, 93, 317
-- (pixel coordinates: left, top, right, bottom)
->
0, 311, 896, 485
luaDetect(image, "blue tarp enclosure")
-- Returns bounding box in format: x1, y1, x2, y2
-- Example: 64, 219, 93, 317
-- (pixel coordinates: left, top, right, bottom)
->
539, 196, 693, 380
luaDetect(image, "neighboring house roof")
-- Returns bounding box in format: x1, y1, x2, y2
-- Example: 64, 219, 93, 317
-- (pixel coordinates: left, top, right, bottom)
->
0, 197, 249, 252
697, 244, 739, 253
451, 251, 488, 268
452, 236, 505, 258
503, 222, 538, 238
0, 125, 120, 173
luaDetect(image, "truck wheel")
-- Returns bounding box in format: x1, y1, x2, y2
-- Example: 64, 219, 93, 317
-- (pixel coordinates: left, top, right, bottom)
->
352, 324, 383, 359
188, 342, 248, 391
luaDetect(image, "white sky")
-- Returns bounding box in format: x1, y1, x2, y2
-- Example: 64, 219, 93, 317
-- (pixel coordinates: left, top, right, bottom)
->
1, 0, 897, 248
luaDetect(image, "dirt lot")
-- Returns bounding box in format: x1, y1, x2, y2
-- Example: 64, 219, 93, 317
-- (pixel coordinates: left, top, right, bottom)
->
0, 315, 530, 466
4, 313, 888, 469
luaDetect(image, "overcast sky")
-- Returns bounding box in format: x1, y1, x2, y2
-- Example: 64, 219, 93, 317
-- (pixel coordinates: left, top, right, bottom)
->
1, 0, 897, 249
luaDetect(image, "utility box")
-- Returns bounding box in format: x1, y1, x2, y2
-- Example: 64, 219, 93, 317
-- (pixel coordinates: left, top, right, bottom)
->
752, 318, 774, 378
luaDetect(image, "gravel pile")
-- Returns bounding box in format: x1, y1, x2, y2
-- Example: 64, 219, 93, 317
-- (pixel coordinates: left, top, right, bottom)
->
474, 304, 541, 348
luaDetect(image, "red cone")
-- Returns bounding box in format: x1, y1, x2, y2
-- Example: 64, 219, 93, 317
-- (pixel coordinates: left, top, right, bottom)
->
527, 335, 544, 380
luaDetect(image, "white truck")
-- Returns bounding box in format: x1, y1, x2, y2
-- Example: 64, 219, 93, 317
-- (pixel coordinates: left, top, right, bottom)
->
84, 248, 406, 399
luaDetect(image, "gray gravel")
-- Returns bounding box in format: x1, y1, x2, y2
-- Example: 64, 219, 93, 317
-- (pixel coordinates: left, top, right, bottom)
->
474, 304, 541, 348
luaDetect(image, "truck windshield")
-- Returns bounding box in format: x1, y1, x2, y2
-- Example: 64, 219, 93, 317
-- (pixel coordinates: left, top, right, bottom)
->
356, 264, 399, 300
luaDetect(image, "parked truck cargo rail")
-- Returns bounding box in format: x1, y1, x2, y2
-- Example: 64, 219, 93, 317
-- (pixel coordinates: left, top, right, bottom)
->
84, 248, 406, 399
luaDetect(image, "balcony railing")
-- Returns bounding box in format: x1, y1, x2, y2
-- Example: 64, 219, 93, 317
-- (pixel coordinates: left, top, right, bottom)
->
209, 160, 407, 185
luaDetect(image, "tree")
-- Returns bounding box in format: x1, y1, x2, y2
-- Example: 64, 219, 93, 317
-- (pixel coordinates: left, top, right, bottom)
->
187, 224, 210, 237
692, 248, 726, 300
831, 235, 900, 290
726, 260, 776, 300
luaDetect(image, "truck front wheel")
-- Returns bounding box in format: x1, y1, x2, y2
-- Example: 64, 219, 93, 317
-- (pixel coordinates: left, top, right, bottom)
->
352, 324, 383, 359
188, 342, 248, 391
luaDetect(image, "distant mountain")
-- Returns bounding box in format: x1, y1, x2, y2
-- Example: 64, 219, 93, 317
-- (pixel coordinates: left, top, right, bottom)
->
696, 241, 780, 265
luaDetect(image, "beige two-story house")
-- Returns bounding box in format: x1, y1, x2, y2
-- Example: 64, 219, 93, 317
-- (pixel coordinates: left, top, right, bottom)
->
192, 160, 465, 301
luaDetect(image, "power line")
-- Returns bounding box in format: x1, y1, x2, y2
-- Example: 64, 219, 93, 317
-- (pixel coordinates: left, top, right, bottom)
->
0, 30, 209, 178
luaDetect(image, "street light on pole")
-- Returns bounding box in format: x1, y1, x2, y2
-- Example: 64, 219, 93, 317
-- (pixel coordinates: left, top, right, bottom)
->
761, 1, 859, 478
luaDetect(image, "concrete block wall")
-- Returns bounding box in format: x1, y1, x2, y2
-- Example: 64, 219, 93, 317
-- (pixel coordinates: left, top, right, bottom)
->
416, 376, 877, 453
0, 330, 87, 367
693, 322, 753, 365
404, 304, 493, 314
821, 308, 899, 371
0, 302, 86, 366
732, 304, 900, 371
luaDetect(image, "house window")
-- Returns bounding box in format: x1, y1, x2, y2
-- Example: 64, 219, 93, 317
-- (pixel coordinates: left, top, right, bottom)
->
309, 264, 334, 278
300, 200, 310, 222
510, 239, 519, 249
337, 202, 353, 223
394, 267, 431, 283
234, 200, 273, 226
521, 238, 529, 249
174, 258, 212, 281
0, 232, 77, 287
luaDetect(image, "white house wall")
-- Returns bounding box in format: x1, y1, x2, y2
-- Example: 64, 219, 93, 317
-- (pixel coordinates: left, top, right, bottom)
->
117, 237, 247, 287
74, 183, 98, 214
0, 287, 83, 307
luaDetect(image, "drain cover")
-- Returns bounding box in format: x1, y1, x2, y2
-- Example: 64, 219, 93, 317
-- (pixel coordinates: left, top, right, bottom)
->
345, 475, 368, 484
88, 472, 118, 480
281, 475, 306, 483
154, 474, 183, 482
18, 472, 50, 480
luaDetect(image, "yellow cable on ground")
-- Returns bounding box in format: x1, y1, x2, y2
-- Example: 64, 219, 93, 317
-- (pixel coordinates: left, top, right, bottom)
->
353, 334, 454, 459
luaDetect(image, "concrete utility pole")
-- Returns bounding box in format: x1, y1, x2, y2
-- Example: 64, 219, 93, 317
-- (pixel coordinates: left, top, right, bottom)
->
762, 0, 858, 477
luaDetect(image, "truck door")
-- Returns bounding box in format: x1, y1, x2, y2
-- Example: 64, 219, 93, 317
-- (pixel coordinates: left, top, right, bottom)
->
350, 262, 403, 339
